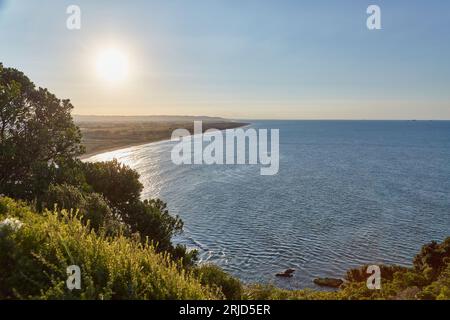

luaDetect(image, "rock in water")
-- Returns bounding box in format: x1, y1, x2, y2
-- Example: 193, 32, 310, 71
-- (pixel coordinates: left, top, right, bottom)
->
313, 277, 344, 288
276, 269, 295, 277
285, 268, 295, 274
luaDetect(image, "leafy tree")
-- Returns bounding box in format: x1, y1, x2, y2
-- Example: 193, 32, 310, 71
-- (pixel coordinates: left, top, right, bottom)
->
0, 63, 84, 199
81, 160, 143, 209
123, 199, 183, 251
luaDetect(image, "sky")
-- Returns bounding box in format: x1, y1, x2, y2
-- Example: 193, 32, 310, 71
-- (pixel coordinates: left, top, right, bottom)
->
1, 0, 450, 119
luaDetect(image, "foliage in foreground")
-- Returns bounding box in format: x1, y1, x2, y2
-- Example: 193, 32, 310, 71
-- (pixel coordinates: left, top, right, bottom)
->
1, 196, 449, 300
0, 197, 220, 300
194, 264, 244, 300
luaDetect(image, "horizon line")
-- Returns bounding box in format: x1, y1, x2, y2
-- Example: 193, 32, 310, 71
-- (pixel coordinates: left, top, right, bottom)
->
73, 114, 450, 121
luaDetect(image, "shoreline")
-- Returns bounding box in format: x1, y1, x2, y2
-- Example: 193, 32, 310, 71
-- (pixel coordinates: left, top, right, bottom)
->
80, 121, 250, 160
80, 140, 169, 160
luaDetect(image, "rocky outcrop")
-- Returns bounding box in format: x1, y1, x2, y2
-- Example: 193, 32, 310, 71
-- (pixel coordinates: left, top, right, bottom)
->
313, 277, 344, 288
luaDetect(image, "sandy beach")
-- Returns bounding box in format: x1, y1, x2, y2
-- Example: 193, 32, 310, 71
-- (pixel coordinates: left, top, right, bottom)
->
78, 120, 249, 159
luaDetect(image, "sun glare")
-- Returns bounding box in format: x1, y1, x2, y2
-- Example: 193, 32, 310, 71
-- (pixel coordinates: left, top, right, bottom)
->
95, 48, 129, 83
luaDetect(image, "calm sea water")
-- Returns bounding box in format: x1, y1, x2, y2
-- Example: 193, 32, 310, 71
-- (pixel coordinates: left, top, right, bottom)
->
86, 121, 450, 289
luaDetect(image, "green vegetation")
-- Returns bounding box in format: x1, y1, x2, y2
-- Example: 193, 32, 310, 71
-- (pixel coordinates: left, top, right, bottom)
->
0, 62, 236, 299
194, 264, 244, 300
0, 197, 219, 300
1, 62, 449, 300
0, 63, 196, 266
0, 63, 83, 200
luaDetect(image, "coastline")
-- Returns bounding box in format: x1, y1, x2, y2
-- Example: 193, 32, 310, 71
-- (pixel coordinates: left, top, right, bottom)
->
80, 140, 169, 160
80, 121, 250, 160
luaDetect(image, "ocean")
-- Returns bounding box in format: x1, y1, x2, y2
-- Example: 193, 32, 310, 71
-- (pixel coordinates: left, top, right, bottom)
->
85, 120, 450, 289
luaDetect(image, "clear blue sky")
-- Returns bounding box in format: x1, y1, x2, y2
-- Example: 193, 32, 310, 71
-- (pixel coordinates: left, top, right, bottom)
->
1, 0, 449, 119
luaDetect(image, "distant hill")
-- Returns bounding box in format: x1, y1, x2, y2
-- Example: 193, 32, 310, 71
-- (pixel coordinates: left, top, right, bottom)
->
74, 115, 230, 123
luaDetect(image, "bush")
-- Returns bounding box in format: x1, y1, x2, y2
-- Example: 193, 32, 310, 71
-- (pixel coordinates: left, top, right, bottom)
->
81, 160, 143, 210
123, 199, 183, 250
43, 184, 122, 235
0, 197, 220, 300
346, 265, 409, 283
417, 264, 450, 300
194, 264, 243, 300
413, 238, 450, 281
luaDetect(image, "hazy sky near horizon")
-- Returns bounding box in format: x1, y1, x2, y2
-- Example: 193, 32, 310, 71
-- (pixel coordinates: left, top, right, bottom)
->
1, 0, 450, 119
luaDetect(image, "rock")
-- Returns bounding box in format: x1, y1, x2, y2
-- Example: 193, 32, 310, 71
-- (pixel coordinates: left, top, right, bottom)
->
276, 272, 293, 278
285, 268, 295, 274
276, 269, 295, 278
313, 277, 344, 288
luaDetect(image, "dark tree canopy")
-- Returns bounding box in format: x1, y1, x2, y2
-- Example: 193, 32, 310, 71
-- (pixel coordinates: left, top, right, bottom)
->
82, 159, 143, 209
0, 63, 84, 198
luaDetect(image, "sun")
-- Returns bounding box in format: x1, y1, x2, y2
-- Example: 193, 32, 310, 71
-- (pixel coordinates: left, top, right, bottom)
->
95, 48, 129, 83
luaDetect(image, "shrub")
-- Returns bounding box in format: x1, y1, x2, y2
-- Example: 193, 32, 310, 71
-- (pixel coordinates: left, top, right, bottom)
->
346, 265, 409, 283
123, 199, 183, 250
0, 197, 220, 300
413, 238, 450, 281
194, 264, 243, 300
43, 184, 122, 235
81, 160, 143, 209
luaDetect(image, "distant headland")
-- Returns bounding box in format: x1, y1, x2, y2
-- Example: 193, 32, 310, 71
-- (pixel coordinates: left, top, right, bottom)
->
76, 115, 248, 158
